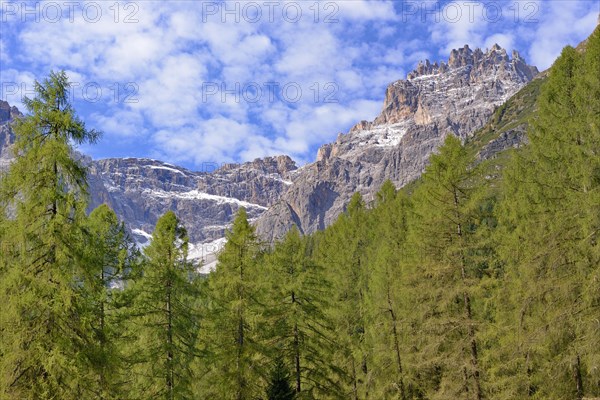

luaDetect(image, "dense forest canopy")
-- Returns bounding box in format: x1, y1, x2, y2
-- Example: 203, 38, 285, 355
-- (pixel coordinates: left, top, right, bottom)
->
1, 26, 599, 400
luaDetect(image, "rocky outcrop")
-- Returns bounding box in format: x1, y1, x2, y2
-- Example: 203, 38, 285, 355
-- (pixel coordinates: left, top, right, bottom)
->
477, 128, 528, 161
88, 155, 296, 246
0, 100, 21, 170
0, 104, 295, 251
0, 100, 21, 124
255, 44, 539, 242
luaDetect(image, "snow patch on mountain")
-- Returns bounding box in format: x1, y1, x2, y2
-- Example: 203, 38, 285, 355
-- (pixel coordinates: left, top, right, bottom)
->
132, 228, 153, 248
189, 237, 227, 274
148, 165, 188, 175
142, 189, 268, 210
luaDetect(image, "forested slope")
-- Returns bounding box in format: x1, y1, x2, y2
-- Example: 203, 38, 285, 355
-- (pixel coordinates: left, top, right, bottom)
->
1, 27, 598, 400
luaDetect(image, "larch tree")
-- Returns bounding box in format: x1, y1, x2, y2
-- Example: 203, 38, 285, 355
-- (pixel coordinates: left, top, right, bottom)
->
496, 34, 600, 399
81, 203, 139, 399
573, 25, 600, 397
0, 71, 100, 399
408, 135, 489, 400
363, 180, 415, 399
128, 211, 201, 400
263, 226, 336, 399
316, 192, 372, 399
202, 207, 265, 399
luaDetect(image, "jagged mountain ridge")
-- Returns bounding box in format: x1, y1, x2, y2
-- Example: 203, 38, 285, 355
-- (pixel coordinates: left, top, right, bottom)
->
0, 42, 539, 253
254, 44, 539, 242
0, 102, 295, 257
87, 155, 296, 246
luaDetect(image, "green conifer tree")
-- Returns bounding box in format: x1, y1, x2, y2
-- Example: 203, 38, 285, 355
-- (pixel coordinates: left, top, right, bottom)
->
408, 135, 488, 400
0, 71, 100, 399
316, 192, 372, 399
128, 211, 200, 400
364, 181, 415, 399
496, 36, 600, 398
266, 357, 296, 400
202, 207, 264, 399
82, 204, 139, 399
263, 227, 336, 398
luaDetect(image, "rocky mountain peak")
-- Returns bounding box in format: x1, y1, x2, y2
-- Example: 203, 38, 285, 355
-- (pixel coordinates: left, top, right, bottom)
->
216, 155, 297, 177
256, 44, 539, 242
0, 100, 22, 124
361, 44, 539, 129
407, 43, 537, 81
0, 101, 21, 166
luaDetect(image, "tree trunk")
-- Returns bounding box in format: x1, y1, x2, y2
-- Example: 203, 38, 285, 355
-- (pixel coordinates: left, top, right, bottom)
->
237, 246, 245, 400
453, 188, 483, 400
293, 322, 301, 393
166, 278, 174, 400
351, 358, 359, 400
387, 287, 406, 400
292, 290, 301, 393
573, 354, 583, 400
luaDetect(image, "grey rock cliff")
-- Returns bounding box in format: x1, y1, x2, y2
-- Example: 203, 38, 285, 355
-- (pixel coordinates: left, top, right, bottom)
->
255, 44, 538, 242
0, 103, 295, 254
88, 155, 296, 247
0, 100, 21, 170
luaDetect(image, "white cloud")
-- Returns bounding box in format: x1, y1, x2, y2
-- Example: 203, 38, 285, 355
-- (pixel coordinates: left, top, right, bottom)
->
89, 109, 146, 139
527, 1, 599, 70
96, 32, 166, 80
274, 27, 342, 79
335, 0, 397, 21
151, 117, 259, 164
130, 52, 210, 128
0, 69, 37, 111
5, 0, 597, 169
429, 1, 488, 53
0, 38, 10, 66
335, 70, 364, 92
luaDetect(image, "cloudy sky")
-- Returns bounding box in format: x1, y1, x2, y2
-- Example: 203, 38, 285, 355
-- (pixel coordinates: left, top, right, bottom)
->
1, 0, 598, 169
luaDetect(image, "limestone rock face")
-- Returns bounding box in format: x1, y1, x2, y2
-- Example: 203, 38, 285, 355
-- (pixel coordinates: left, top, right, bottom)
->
0, 100, 20, 124
87, 155, 296, 246
0, 100, 21, 170
0, 104, 295, 250
255, 44, 538, 242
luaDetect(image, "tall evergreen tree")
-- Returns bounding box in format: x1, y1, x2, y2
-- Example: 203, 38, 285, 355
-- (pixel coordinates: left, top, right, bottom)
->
364, 181, 415, 399
128, 211, 200, 400
263, 227, 336, 398
82, 204, 139, 399
495, 35, 600, 399
574, 26, 600, 396
202, 207, 264, 399
316, 192, 372, 398
408, 135, 489, 399
0, 71, 100, 399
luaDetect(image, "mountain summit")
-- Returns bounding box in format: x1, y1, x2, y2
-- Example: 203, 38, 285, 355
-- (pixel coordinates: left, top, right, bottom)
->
255, 44, 538, 242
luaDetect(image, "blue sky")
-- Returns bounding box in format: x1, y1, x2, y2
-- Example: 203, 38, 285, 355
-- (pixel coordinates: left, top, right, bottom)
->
1, 0, 598, 170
